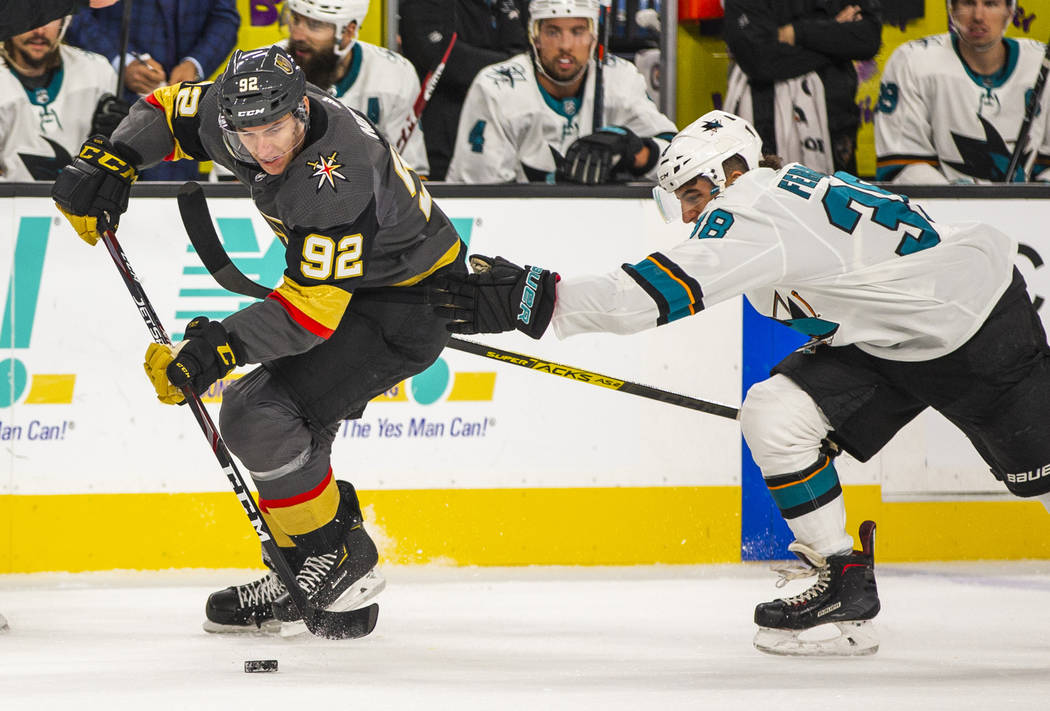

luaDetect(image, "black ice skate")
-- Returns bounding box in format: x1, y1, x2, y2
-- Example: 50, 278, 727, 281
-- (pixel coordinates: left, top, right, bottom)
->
272, 522, 385, 638
203, 570, 286, 634
203, 545, 306, 634
753, 520, 881, 656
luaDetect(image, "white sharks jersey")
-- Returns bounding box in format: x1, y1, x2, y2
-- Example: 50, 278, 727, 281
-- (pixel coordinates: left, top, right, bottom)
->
446, 52, 677, 183
274, 40, 429, 176
554, 163, 1016, 362
0, 44, 116, 181
875, 34, 1050, 183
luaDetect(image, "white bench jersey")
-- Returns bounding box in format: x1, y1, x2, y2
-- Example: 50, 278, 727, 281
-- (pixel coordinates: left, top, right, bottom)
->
446, 52, 676, 183
875, 33, 1050, 183
0, 45, 116, 181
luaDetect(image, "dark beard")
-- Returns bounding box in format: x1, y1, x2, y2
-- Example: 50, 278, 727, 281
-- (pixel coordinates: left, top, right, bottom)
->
4, 41, 60, 73
288, 39, 340, 89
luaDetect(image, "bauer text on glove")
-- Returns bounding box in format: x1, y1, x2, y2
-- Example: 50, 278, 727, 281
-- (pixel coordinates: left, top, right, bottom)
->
434, 254, 558, 339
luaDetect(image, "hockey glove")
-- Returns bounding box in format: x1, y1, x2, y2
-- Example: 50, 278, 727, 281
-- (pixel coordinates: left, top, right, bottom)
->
434, 255, 558, 339
556, 126, 656, 185
51, 135, 137, 245
143, 317, 244, 405
89, 93, 131, 138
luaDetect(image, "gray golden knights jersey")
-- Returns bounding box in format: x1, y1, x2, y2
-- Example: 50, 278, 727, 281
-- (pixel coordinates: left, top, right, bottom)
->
0, 45, 116, 180
554, 163, 1016, 362
446, 52, 676, 183
875, 34, 1050, 183
112, 81, 461, 364
275, 39, 430, 175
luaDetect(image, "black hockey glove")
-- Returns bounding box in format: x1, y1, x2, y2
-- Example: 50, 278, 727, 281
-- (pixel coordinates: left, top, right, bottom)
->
90, 93, 131, 138
143, 317, 245, 405
434, 255, 559, 339
51, 136, 137, 245
556, 126, 657, 185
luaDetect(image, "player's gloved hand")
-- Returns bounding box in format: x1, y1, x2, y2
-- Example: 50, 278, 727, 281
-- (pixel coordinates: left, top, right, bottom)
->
434, 255, 558, 339
89, 93, 131, 138
556, 126, 656, 185
142, 317, 244, 405
51, 135, 137, 245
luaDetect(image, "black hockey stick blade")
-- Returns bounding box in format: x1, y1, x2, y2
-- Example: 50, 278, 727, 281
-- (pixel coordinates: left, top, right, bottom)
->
178, 182, 272, 299
306, 602, 379, 640
176, 182, 739, 420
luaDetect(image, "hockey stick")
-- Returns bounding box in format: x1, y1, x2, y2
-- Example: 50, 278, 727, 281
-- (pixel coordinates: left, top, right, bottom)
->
114, 0, 134, 98
176, 182, 739, 421
395, 31, 458, 154
97, 223, 378, 641
592, 0, 612, 132
1005, 36, 1050, 181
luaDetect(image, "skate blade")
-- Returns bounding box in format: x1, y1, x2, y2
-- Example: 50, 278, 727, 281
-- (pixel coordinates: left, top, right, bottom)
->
202, 618, 282, 635
754, 620, 879, 657
280, 568, 386, 639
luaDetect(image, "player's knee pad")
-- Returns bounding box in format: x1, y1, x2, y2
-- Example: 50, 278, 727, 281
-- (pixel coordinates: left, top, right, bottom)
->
740, 375, 832, 474
1001, 462, 1050, 497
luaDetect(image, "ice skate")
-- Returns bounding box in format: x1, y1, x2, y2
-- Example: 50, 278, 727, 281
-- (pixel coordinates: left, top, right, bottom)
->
272, 522, 385, 638
753, 520, 881, 656
203, 547, 306, 634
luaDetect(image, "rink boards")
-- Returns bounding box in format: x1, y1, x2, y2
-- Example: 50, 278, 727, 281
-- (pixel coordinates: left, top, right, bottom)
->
1, 185, 1049, 571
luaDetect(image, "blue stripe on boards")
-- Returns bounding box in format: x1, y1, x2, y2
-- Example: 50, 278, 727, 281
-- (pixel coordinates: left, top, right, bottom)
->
740, 299, 808, 560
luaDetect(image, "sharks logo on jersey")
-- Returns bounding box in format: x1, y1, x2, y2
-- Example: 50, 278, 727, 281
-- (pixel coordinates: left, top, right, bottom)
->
944, 115, 1029, 182
16, 137, 73, 181
487, 64, 528, 88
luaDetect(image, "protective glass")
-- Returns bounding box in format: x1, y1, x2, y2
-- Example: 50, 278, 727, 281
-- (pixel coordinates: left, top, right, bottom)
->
652, 186, 682, 224
221, 107, 307, 165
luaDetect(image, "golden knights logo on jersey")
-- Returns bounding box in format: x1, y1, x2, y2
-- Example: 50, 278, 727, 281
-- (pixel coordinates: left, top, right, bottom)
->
306, 151, 347, 191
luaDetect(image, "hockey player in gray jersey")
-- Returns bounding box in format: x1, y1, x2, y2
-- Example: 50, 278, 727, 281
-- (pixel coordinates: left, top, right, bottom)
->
445, 0, 676, 184
436, 110, 1050, 655
278, 0, 430, 176
875, 0, 1050, 182
50, 45, 465, 636
0, 15, 126, 180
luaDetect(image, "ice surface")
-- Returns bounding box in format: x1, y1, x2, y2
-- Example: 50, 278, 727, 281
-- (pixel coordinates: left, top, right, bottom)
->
1, 563, 1049, 711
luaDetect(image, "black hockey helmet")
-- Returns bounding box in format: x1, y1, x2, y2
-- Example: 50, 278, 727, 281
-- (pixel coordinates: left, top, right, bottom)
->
217, 46, 306, 130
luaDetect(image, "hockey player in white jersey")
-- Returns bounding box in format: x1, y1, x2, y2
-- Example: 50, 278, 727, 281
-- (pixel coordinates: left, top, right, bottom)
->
875, 0, 1050, 182
0, 15, 124, 180
436, 110, 1050, 655
445, 0, 676, 183
280, 0, 430, 175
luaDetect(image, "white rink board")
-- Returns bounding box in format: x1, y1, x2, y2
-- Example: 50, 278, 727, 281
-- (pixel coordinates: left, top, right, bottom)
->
0, 196, 741, 495
3, 193, 1048, 499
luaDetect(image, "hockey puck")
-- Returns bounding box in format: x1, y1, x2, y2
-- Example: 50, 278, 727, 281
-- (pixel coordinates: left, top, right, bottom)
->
244, 659, 278, 673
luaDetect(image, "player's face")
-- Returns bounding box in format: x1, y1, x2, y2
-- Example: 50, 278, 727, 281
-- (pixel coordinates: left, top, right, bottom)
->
534, 18, 595, 82
674, 177, 719, 223
285, 10, 339, 59
233, 111, 307, 174
951, 0, 1012, 52
9, 19, 63, 68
